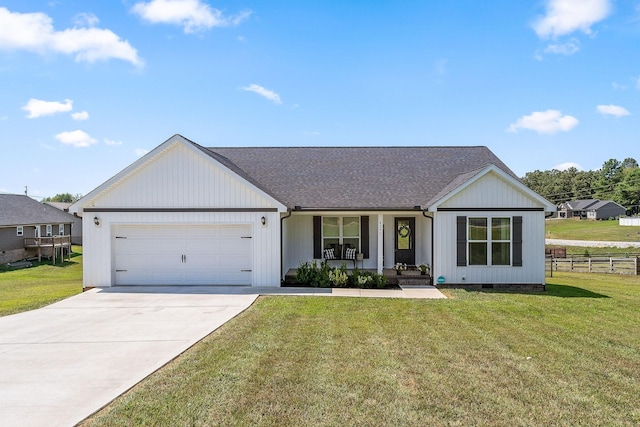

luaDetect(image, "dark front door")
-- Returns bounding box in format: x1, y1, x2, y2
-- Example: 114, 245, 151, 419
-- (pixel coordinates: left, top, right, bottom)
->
394, 217, 415, 265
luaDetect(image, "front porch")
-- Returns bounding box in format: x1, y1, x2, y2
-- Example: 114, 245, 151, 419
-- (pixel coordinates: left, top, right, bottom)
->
283, 267, 432, 287
282, 211, 434, 282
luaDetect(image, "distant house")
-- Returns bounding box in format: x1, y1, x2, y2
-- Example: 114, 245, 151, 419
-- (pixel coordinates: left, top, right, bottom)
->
0, 194, 75, 264
71, 134, 556, 291
558, 199, 625, 220
44, 202, 83, 245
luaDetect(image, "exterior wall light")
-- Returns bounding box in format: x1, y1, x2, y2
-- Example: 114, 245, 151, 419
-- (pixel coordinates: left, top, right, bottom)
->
261, 216, 266, 226
94, 216, 100, 226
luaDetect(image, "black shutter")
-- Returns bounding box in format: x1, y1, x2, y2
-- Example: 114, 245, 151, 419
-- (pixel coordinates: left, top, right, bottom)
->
512, 216, 523, 267
456, 216, 467, 266
313, 216, 322, 259
361, 216, 370, 259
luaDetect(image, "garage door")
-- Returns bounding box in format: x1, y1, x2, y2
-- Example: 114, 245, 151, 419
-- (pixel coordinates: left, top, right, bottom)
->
113, 225, 252, 285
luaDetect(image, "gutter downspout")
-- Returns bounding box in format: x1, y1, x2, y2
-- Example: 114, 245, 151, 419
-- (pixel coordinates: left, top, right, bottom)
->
422, 210, 434, 284
280, 209, 293, 284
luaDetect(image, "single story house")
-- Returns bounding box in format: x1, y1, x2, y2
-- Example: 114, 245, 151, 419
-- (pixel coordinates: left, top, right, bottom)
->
70, 135, 556, 291
0, 194, 75, 264
558, 199, 625, 220
44, 202, 83, 245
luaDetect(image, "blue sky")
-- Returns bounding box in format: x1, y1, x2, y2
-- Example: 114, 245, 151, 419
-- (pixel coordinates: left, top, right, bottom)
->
1, 0, 639, 198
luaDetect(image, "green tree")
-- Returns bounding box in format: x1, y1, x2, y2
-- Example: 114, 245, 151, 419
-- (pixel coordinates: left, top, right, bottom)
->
614, 168, 640, 213
594, 159, 623, 199
42, 193, 82, 203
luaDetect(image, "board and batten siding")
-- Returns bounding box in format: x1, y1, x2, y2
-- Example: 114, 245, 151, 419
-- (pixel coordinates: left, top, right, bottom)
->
88, 143, 276, 209
433, 210, 546, 285
433, 170, 548, 285
441, 171, 542, 209
83, 211, 281, 287
80, 141, 284, 287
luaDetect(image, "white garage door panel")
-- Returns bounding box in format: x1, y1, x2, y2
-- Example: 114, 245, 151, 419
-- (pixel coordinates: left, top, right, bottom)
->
114, 225, 252, 286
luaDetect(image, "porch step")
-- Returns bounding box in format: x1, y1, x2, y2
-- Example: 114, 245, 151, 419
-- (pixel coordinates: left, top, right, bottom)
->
397, 275, 432, 287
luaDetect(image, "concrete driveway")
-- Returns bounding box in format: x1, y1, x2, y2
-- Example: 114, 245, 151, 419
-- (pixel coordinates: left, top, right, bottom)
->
0, 285, 445, 427
0, 287, 258, 427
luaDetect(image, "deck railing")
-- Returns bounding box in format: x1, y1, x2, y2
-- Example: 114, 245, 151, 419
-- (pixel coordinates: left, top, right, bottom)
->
24, 235, 72, 263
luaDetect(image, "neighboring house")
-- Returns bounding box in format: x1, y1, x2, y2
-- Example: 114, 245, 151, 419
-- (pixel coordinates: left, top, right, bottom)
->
70, 135, 556, 291
558, 199, 625, 220
44, 202, 83, 245
0, 194, 75, 264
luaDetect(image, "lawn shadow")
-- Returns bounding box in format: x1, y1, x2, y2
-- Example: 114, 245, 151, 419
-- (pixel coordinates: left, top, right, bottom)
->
542, 283, 609, 298
466, 283, 609, 298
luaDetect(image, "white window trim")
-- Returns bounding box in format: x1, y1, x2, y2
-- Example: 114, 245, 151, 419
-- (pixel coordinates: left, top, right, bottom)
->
468, 216, 512, 267
58, 224, 65, 235
322, 216, 361, 254
46, 224, 52, 237
16, 226, 23, 237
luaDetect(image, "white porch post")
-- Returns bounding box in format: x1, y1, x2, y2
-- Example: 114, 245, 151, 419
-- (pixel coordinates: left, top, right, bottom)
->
377, 214, 384, 274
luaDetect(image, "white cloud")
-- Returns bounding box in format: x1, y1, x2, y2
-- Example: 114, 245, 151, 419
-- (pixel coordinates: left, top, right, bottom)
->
554, 162, 583, 171
135, 148, 149, 156
597, 104, 631, 117
611, 81, 627, 90
241, 84, 282, 104
533, 0, 611, 38
71, 110, 89, 120
0, 7, 142, 66
73, 12, 99, 27
22, 98, 73, 118
131, 0, 251, 34
105, 138, 122, 146
507, 109, 579, 134
543, 39, 580, 55
55, 130, 97, 147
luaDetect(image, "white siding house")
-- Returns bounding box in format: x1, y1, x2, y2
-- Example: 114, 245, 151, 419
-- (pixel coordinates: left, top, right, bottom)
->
72, 135, 555, 290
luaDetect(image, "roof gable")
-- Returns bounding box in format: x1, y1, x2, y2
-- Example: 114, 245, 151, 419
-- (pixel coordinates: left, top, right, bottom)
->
429, 165, 556, 211
71, 135, 287, 213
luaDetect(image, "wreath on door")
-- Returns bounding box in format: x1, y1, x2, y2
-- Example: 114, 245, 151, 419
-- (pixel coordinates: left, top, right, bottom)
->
398, 224, 411, 238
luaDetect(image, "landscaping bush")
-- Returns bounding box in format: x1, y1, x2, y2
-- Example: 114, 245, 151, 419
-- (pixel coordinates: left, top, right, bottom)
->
295, 260, 331, 287
296, 262, 387, 288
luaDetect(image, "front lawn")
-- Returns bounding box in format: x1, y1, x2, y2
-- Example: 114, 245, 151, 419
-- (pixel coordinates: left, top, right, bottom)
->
0, 246, 83, 317
82, 272, 640, 426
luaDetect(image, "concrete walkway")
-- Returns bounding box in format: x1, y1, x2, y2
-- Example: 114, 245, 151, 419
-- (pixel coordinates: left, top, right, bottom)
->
0, 285, 445, 427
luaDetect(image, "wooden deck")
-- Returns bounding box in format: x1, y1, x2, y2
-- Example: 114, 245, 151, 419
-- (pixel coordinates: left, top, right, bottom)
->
24, 236, 72, 264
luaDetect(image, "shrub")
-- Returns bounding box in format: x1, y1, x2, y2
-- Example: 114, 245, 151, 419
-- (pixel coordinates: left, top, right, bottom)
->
329, 267, 349, 287
296, 260, 331, 287
373, 273, 387, 289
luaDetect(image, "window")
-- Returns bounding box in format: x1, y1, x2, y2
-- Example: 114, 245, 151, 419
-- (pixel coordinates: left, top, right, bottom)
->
46, 224, 52, 237
16, 226, 23, 237
35, 226, 41, 238
59, 224, 65, 235
468, 217, 511, 266
322, 216, 360, 256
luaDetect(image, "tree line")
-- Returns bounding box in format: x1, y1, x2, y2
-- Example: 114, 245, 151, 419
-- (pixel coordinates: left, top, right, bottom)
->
522, 158, 640, 214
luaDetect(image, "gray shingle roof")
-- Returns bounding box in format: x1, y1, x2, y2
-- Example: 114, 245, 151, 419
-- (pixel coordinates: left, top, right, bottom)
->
197, 145, 518, 209
0, 194, 76, 227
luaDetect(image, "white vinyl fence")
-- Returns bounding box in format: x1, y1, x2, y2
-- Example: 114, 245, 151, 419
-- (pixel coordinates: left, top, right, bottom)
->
620, 217, 640, 226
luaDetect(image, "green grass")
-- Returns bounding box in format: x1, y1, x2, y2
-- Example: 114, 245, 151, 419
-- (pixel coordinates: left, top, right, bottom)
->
81, 272, 640, 426
546, 219, 640, 241
0, 246, 83, 317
